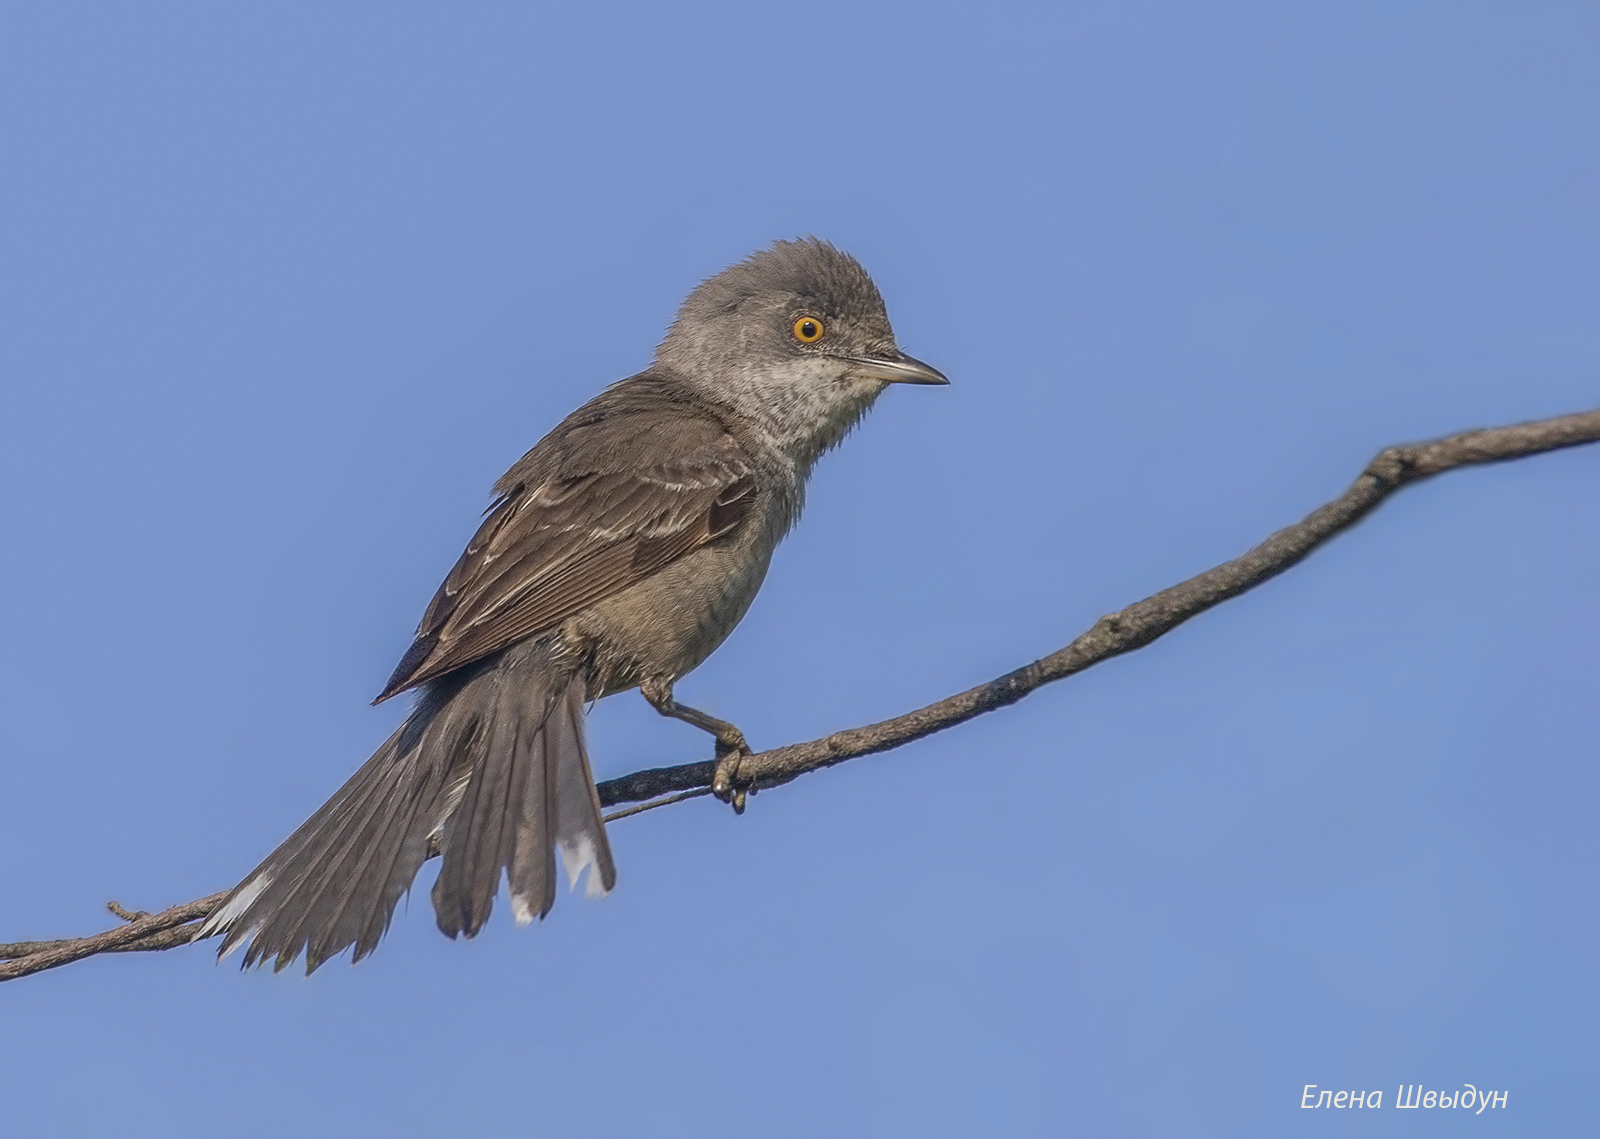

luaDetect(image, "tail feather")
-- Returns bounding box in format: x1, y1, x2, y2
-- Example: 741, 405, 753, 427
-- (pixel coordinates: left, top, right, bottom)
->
507, 679, 557, 926
277, 752, 417, 971
549, 682, 617, 899
297, 741, 441, 971
342, 695, 483, 963
431, 688, 524, 939
431, 658, 616, 936
199, 642, 615, 973
205, 723, 424, 966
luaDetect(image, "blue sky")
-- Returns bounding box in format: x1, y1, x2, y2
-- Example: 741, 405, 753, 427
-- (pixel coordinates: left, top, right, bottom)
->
2, 2, 1596, 1135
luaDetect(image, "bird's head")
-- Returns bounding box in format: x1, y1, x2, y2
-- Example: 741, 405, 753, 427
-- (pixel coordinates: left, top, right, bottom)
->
655, 238, 947, 460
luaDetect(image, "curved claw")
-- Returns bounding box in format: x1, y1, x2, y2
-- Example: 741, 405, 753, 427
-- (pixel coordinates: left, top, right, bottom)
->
711, 744, 751, 815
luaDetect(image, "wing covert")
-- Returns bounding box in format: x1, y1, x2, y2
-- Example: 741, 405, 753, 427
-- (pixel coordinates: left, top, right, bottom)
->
375, 395, 756, 702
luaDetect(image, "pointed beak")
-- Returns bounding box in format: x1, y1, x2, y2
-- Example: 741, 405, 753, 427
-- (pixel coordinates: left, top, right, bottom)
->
841, 350, 950, 386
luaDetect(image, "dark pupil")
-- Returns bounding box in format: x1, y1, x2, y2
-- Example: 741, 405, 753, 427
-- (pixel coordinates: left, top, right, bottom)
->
801, 321, 817, 338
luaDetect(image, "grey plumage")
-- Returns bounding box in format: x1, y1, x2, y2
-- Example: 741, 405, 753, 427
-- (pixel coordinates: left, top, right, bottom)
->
201, 238, 946, 972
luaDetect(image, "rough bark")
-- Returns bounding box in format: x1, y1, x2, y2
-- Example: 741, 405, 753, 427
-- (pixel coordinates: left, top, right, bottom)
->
5, 406, 1597, 984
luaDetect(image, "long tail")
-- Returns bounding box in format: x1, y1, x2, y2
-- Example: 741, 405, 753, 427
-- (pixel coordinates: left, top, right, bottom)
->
198, 642, 616, 973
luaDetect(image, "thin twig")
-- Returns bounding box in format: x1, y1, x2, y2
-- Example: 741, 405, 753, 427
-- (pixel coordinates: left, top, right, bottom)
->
4, 405, 1597, 985
0, 893, 227, 980
602, 786, 714, 823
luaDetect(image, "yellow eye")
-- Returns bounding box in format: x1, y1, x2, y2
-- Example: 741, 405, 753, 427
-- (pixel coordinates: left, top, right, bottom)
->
792, 316, 826, 343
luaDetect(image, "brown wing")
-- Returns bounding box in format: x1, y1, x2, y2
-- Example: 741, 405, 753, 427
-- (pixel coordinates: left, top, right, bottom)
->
375, 397, 756, 702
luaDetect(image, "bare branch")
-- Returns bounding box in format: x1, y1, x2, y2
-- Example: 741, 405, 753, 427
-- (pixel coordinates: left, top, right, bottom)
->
4, 406, 1597, 984
0, 894, 227, 980
707, 407, 1600, 795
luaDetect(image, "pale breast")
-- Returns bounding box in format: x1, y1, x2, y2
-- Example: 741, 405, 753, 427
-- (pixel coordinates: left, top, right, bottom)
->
564, 490, 787, 699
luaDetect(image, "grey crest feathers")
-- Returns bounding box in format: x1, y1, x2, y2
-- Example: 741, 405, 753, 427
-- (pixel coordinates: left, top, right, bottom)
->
200, 237, 945, 972
660, 237, 896, 365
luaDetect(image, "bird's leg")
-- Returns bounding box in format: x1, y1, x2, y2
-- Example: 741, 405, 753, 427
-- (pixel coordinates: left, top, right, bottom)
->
639, 678, 752, 813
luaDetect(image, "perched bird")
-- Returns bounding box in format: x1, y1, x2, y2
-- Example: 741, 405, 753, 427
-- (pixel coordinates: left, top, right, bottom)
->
200, 238, 948, 972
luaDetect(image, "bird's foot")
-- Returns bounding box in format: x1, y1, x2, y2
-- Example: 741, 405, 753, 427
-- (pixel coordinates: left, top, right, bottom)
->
640, 679, 754, 813
712, 737, 753, 815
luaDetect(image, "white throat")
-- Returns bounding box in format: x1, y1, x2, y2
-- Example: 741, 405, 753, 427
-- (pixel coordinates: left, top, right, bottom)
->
713, 358, 887, 477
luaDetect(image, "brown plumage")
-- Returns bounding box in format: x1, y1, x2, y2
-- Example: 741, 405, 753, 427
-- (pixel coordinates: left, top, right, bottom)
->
377, 379, 759, 700
199, 238, 947, 972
